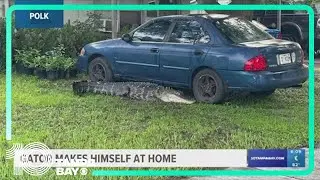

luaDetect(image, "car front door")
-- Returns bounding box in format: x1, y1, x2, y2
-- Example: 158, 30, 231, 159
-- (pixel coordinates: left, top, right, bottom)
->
159, 19, 211, 87
114, 19, 172, 81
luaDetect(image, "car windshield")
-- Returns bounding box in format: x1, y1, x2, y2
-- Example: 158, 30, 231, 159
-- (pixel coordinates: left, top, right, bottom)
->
214, 17, 274, 44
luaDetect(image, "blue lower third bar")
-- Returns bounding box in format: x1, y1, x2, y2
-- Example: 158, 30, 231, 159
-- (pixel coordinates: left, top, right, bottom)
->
247, 149, 305, 168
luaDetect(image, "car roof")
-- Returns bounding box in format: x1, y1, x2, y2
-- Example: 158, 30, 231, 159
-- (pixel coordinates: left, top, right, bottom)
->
151, 13, 231, 21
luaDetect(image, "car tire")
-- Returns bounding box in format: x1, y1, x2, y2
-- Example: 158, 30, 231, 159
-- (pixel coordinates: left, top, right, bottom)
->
192, 69, 226, 104
282, 34, 298, 42
250, 89, 275, 97
88, 57, 113, 82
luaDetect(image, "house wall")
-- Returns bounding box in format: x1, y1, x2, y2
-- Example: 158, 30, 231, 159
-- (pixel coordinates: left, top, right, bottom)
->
64, 0, 95, 24
0, 1, 4, 17
63, 0, 142, 34
0, 0, 12, 18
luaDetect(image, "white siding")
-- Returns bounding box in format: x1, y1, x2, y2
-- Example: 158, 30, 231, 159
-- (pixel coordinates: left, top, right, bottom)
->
0, 1, 4, 18
64, 0, 95, 24
0, 0, 9, 18
63, 0, 140, 24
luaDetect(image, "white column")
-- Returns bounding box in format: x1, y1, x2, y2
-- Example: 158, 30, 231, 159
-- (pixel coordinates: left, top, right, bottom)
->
277, 0, 281, 31
111, 0, 117, 38
156, 0, 159, 17
140, 0, 146, 24
4, 0, 9, 16
116, 0, 120, 33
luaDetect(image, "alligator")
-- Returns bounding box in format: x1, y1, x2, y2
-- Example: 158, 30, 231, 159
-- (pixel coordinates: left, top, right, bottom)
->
72, 80, 195, 104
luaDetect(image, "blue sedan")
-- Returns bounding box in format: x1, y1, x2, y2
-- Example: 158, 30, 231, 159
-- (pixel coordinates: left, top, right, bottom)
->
76, 14, 308, 104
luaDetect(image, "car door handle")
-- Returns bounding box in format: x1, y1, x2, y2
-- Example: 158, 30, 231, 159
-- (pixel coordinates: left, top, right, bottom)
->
194, 49, 204, 56
150, 48, 159, 53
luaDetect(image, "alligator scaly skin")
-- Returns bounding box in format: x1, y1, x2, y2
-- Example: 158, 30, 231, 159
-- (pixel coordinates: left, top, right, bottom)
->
72, 80, 194, 104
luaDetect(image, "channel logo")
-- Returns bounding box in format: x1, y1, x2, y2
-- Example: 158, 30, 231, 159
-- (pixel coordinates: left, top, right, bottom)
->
6, 142, 53, 176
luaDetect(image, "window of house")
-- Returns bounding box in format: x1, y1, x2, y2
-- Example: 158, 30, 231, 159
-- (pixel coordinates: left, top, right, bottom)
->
168, 20, 210, 44
132, 20, 172, 42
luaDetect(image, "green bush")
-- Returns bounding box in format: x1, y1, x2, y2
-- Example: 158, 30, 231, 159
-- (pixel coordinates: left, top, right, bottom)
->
0, 18, 6, 70
57, 12, 107, 58
14, 44, 76, 72
42, 44, 76, 71
13, 12, 107, 59
15, 48, 41, 68
118, 24, 138, 37
0, 12, 107, 70
0, 12, 107, 72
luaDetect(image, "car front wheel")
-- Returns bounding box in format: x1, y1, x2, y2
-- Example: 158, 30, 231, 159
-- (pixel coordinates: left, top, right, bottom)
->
192, 69, 226, 104
88, 57, 113, 82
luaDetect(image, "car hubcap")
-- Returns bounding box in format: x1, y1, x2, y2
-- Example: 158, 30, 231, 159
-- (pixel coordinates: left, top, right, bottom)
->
92, 63, 106, 81
198, 75, 216, 98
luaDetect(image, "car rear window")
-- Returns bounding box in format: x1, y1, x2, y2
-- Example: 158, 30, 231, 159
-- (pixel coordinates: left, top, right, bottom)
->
251, 20, 268, 31
213, 17, 274, 44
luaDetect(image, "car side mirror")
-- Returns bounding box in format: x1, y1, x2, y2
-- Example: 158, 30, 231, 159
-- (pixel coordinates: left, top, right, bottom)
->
121, 33, 132, 42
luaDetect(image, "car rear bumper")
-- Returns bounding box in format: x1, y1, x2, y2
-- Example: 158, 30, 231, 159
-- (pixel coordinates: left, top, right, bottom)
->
219, 65, 309, 92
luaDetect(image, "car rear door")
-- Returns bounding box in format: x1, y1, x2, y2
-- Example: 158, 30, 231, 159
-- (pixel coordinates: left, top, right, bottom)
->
159, 19, 211, 87
114, 19, 172, 81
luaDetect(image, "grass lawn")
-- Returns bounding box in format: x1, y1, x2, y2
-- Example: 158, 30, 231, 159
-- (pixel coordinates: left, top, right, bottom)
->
0, 72, 319, 180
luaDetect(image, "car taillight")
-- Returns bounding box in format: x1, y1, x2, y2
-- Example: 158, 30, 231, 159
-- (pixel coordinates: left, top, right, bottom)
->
277, 32, 282, 39
244, 55, 267, 72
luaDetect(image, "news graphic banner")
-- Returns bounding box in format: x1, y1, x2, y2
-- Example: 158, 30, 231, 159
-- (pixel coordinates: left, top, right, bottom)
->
15, 0, 64, 28
7, 142, 306, 176
247, 149, 305, 168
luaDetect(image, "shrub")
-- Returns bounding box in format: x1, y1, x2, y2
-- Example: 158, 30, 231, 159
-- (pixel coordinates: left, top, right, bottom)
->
43, 44, 76, 71
14, 12, 107, 58
14, 44, 76, 73
14, 48, 41, 68
0, 18, 5, 70
33, 55, 47, 70
118, 24, 138, 37
119, 24, 132, 36
1, 12, 107, 72
63, 57, 77, 71
57, 13, 106, 58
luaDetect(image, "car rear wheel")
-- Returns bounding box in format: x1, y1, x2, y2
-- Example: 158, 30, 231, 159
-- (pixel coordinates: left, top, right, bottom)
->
250, 89, 275, 97
192, 69, 226, 104
88, 57, 113, 82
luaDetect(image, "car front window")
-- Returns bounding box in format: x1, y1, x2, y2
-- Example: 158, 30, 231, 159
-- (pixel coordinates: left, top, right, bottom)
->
132, 20, 172, 42
214, 17, 274, 44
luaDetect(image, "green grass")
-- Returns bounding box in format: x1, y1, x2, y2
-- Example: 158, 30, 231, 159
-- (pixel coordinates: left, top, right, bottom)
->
0, 72, 319, 179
